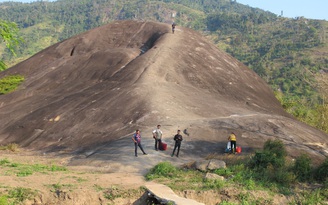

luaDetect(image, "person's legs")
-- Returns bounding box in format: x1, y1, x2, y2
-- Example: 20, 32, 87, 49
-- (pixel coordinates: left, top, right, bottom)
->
158, 139, 162, 150
134, 143, 138, 157
231, 141, 236, 153
172, 143, 177, 157
176, 144, 181, 157
138, 143, 147, 154
155, 139, 158, 150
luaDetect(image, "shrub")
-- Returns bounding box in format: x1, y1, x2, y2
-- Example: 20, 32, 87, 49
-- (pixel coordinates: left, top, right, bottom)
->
0, 75, 24, 95
248, 139, 287, 169
263, 139, 287, 159
145, 162, 178, 180
314, 158, 328, 183
292, 154, 313, 182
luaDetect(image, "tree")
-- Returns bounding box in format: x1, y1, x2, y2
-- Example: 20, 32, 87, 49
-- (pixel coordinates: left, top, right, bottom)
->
0, 19, 22, 71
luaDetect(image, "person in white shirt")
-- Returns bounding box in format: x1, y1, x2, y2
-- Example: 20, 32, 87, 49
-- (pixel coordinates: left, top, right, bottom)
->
152, 124, 163, 151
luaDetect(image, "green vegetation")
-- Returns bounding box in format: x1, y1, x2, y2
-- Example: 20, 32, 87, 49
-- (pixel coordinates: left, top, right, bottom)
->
146, 140, 328, 204
0, 158, 67, 177
93, 184, 144, 201
0, 19, 22, 70
0, 187, 37, 205
0, 75, 24, 95
48, 183, 75, 192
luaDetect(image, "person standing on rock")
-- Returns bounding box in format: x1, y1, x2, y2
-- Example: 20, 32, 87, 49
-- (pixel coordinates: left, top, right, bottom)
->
172, 22, 176, 34
228, 132, 237, 154
153, 125, 163, 151
132, 129, 147, 157
171, 130, 183, 157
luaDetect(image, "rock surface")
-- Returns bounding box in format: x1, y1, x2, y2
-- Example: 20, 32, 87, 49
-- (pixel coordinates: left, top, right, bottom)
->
0, 20, 327, 172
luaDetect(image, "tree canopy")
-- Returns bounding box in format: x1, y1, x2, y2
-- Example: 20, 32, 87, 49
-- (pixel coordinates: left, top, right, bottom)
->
0, 19, 22, 71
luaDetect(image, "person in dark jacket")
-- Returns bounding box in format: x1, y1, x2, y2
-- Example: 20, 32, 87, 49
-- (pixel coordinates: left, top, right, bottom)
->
132, 129, 147, 157
171, 130, 183, 157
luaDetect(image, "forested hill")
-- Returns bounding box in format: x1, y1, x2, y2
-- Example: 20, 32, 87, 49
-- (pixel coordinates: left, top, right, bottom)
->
0, 0, 328, 132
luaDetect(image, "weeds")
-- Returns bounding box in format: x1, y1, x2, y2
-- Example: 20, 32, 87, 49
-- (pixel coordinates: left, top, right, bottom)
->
0, 75, 24, 95
93, 185, 144, 201
49, 183, 75, 192
0, 187, 38, 204
0, 158, 67, 177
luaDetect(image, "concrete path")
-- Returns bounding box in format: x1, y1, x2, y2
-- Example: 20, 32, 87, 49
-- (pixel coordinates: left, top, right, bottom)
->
145, 182, 205, 205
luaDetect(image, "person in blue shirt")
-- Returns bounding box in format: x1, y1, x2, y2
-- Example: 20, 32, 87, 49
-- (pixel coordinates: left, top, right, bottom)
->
132, 129, 147, 157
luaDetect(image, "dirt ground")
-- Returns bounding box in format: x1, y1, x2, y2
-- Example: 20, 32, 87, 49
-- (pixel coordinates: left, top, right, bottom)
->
0, 148, 296, 205
0, 149, 149, 205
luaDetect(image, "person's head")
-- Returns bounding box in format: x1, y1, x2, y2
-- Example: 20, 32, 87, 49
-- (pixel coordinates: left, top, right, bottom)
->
136, 129, 140, 134
177, 130, 181, 134
157, 125, 161, 128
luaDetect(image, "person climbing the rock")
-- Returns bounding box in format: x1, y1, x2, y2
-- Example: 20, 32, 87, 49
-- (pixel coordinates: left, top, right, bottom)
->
171, 130, 183, 157
153, 125, 163, 151
228, 132, 237, 154
172, 22, 176, 34
132, 129, 147, 157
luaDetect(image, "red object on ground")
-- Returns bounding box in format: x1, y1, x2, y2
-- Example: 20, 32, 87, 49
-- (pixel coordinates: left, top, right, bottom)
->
160, 142, 167, 150
236, 146, 241, 153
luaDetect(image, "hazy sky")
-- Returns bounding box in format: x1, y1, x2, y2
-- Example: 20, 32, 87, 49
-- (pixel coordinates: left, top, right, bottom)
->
237, 0, 327, 20
0, 0, 327, 21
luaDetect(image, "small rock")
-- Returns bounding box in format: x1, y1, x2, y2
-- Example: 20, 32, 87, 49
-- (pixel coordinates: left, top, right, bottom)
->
204, 173, 225, 181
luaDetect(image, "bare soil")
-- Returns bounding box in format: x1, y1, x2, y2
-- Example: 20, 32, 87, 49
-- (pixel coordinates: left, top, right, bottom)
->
0, 149, 294, 205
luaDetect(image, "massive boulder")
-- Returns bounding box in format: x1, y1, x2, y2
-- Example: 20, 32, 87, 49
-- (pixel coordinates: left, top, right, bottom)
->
0, 20, 327, 165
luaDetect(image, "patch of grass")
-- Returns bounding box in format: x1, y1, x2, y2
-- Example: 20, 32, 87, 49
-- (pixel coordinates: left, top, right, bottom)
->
0, 75, 24, 95
146, 161, 226, 191
48, 183, 75, 192
0, 158, 67, 177
0, 159, 10, 165
0, 195, 9, 205
70, 176, 88, 183
99, 186, 144, 201
218, 201, 238, 205
93, 184, 104, 192
145, 161, 179, 180
0, 187, 38, 204
291, 188, 328, 205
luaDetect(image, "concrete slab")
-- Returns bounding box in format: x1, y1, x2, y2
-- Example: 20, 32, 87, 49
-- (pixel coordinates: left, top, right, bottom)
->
145, 182, 205, 205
